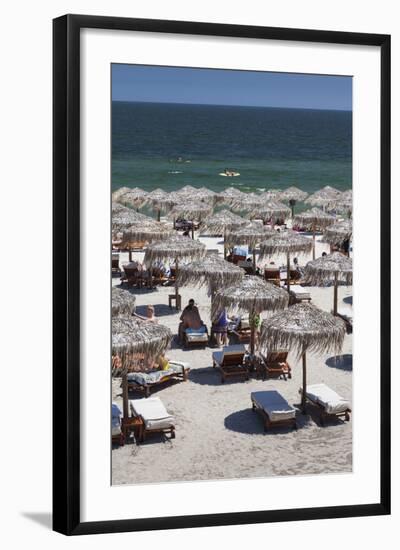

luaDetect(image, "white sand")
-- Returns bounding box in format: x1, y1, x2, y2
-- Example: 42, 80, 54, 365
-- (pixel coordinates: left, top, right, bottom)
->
112, 234, 352, 485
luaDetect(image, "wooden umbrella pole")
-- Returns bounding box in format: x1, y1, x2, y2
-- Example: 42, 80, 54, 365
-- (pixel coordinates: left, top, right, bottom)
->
191, 220, 194, 239
224, 228, 227, 259
312, 223, 316, 260
157, 209, 161, 222
302, 352, 307, 414
333, 272, 338, 315
128, 247, 132, 262
122, 371, 129, 425
252, 248, 256, 271
286, 252, 291, 292
175, 259, 179, 301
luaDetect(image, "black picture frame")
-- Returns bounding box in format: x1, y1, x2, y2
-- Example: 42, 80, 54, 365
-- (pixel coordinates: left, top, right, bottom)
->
53, 14, 391, 536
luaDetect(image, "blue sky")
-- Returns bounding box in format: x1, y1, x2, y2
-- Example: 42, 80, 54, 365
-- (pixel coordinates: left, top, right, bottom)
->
112, 64, 352, 111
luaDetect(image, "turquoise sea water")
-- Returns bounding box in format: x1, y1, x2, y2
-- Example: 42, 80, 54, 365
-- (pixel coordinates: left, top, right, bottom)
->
112, 102, 352, 198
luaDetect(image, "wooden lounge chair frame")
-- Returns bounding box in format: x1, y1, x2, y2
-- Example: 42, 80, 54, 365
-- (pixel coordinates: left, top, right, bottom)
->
301, 390, 351, 426
112, 256, 122, 276
264, 268, 281, 287
257, 351, 292, 381
213, 350, 249, 383
251, 395, 297, 431
127, 366, 190, 398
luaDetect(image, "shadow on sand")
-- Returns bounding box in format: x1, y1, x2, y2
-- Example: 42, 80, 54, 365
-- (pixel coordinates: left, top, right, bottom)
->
343, 295, 353, 305
325, 354, 353, 371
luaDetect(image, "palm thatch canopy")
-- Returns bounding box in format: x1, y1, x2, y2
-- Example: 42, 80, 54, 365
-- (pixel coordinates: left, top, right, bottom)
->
119, 221, 173, 246
145, 188, 177, 211
112, 201, 128, 214
323, 219, 353, 246
112, 186, 131, 201
293, 207, 336, 229
143, 235, 206, 267
112, 317, 172, 375
260, 302, 346, 357
197, 187, 218, 204
168, 201, 213, 221
117, 187, 148, 208
112, 287, 136, 316
249, 200, 291, 221
259, 230, 312, 258
212, 276, 288, 321
230, 192, 261, 212
112, 208, 154, 232
176, 255, 244, 292
174, 185, 198, 197
305, 185, 342, 207
327, 189, 352, 215
279, 186, 308, 202
225, 223, 273, 248
304, 252, 353, 286
201, 209, 247, 235
216, 187, 243, 205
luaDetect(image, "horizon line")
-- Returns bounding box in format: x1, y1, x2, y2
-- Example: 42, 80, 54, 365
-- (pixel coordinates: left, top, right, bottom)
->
112, 99, 352, 113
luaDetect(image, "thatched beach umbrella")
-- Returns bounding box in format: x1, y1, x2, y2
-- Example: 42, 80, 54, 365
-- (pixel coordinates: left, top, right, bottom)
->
230, 192, 261, 212
112, 287, 136, 316
197, 187, 218, 204
260, 303, 346, 413
327, 189, 352, 217
279, 186, 309, 217
225, 223, 274, 268
259, 231, 313, 291
216, 187, 243, 206
249, 200, 291, 224
112, 207, 153, 233
117, 187, 148, 210
169, 201, 213, 238
304, 253, 352, 315
212, 276, 288, 354
293, 207, 336, 260
201, 209, 247, 257
112, 316, 172, 421
305, 185, 342, 209
176, 255, 244, 297
145, 188, 177, 221
322, 219, 352, 253
112, 186, 131, 201
144, 235, 206, 308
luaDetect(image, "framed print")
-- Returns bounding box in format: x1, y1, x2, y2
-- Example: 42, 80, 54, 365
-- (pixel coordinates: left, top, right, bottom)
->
53, 14, 391, 535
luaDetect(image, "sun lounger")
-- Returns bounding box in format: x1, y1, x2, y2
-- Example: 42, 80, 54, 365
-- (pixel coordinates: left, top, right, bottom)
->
289, 284, 311, 304
183, 326, 209, 348
130, 397, 175, 441
127, 361, 190, 397
111, 402, 124, 446
264, 267, 281, 286
230, 316, 251, 343
251, 389, 297, 431
258, 351, 292, 380
212, 344, 248, 383
300, 383, 351, 425
112, 253, 121, 276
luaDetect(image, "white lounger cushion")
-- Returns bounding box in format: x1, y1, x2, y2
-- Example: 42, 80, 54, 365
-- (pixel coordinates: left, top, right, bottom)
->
212, 344, 246, 365
290, 285, 310, 299
251, 390, 296, 422
130, 397, 174, 430
186, 332, 208, 342
304, 383, 350, 415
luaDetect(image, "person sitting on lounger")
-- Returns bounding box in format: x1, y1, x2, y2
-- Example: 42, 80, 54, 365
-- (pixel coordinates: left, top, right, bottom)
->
178, 299, 205, 342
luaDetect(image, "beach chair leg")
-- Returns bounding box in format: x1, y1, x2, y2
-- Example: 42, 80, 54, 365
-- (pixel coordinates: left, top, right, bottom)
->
145, 386, 150, 398
171, 428, 175, 439
345, 411, 350, 422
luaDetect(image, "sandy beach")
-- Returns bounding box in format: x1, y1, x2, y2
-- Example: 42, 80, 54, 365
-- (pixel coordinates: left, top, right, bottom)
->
112, 231, 352, 486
